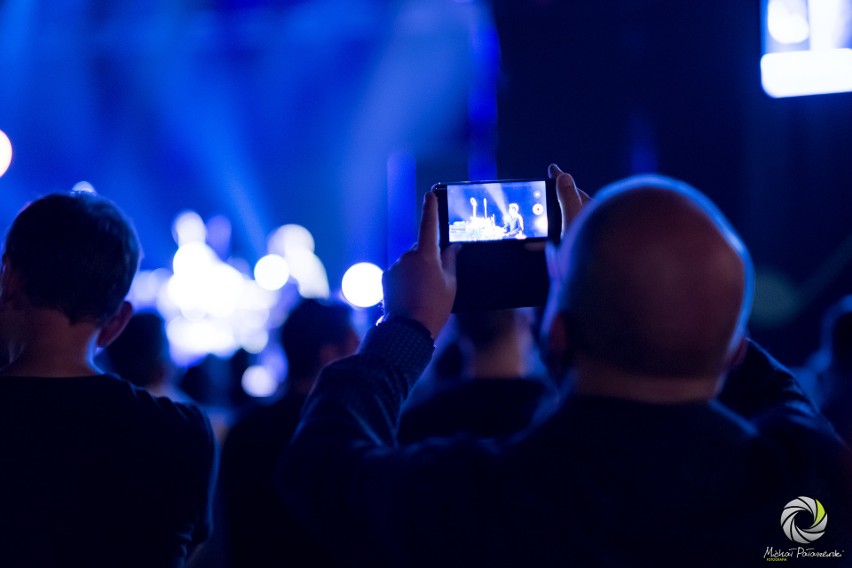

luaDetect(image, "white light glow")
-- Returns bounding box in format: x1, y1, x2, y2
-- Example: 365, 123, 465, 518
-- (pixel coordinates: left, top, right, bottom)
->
205, 264, 245, 318
288, 249, 330, 298
0, 130, 11, 178
341, 262, 384, 308
128, 269, 172, 309
173, 211, 207, 245
808, 0, 849, 50
239, 328, 270, 354
761, 49, 852, 97
119, 212, 336, 364
72, 181, 96, 193
206, 215, 232, 256
268, 224, 315, 257
241, 365, 279, 398
167, 316, 238, 361
173, 242, 217, 275
254, 254, 291, 290
767, 0, 810, 44
534, 215, 549, 235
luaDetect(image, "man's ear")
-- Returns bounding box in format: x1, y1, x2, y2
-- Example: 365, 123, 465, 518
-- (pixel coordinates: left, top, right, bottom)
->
96, 301, 134, 348
544, 311, 574, 378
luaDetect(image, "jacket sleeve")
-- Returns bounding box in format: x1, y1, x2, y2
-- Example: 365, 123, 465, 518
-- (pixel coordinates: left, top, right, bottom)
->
275, 317, 435, 562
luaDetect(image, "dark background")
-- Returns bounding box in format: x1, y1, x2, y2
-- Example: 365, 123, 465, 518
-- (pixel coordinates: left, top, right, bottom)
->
491, 0, 852, 364
0, 0, 849, 365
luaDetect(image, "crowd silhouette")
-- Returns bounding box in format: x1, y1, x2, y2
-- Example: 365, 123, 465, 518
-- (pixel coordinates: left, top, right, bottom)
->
0, 166, 850, 567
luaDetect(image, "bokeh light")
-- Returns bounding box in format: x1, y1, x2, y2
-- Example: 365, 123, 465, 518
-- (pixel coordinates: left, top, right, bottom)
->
341, 262, 384, 308
268, 224, 315, 257
0, 130, 12, 178
288, 248, 330, 298
72, 181, 96, 193
241, 365, 279, 398
254, 254, 291, 291
767, 0, 810, 44
172, 211, 207, 246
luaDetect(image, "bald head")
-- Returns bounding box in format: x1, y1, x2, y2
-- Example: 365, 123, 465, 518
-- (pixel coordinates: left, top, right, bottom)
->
558, 177, 752, 380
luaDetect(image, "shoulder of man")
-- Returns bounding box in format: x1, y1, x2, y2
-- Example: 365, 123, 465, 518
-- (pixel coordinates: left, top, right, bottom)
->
103, 373, 216, 454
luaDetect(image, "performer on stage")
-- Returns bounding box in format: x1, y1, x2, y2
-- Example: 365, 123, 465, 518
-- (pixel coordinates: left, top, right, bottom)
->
503, 203, 524, 238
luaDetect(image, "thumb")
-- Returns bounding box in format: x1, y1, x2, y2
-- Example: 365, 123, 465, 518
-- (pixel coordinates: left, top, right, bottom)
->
548, 163, 564, 179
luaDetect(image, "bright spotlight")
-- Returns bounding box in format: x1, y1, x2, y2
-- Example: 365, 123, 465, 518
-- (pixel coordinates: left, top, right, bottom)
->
0, 129, 12, 178
242, 365, 279, 398
341, 262, 384, 308
254, 254, 290, 291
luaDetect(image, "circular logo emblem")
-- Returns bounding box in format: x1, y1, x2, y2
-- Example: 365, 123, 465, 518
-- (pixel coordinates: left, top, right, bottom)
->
781, 496, 828, 544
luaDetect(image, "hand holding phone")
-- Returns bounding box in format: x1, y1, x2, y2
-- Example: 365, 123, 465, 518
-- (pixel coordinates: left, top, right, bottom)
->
432, 179, 561, 312
382, 193, 458, 338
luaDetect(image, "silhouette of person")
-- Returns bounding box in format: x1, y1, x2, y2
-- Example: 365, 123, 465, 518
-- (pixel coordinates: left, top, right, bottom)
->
0, 192, 216, 567
399, 309, 556, 441
803, 296, 852, 444
221, 298, 359, 567
102, 310, 190, 402
279, 167, 852, 566
503, 202, 525, 237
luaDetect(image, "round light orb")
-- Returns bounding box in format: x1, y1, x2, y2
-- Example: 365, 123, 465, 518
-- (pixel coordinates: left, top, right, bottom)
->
341, 262, 384, 308
242, 365, 278, 398
254, 254, 290, 291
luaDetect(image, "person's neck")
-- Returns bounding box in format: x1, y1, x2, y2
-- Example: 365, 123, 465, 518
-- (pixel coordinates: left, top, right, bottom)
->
0, 308, 101, 378
572, 354, 720, 404
466, 335, 528, 379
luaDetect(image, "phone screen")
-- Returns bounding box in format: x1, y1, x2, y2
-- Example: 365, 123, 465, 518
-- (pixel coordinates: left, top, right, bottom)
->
446, 180, 549, 243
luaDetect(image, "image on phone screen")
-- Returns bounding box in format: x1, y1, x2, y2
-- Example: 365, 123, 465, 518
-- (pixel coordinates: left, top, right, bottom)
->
446, 180, 548, 243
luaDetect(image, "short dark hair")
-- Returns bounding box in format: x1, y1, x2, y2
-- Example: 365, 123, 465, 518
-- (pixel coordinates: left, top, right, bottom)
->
3, 192, 141, 324
281, 299, 354, 380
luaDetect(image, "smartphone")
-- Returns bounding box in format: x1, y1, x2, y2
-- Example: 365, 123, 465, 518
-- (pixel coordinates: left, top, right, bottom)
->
432, 179, 561, 312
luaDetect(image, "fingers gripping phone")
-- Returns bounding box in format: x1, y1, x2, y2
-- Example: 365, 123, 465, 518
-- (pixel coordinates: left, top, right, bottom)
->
432, 179, 561, 312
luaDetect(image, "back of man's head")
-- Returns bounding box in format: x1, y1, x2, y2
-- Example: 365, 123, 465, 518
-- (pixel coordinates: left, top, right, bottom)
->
281, 298, 357, 382
556, 175, 752, 380
455, 310, 521, 352
2, 191, 140, 325
105, 311, 169, 388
